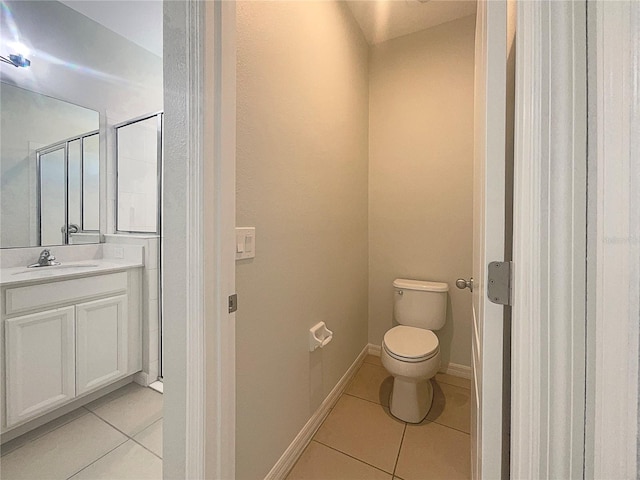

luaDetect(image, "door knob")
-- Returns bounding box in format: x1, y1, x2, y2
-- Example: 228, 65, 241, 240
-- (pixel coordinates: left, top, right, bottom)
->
456, 277, 474, 292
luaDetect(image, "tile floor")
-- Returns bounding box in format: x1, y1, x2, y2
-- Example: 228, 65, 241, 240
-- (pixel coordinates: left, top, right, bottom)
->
287, 355, 471, 480
0, 383, 163, 480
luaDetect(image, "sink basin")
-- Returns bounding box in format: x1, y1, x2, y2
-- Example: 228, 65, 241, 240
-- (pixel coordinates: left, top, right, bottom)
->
12, 264, 99, 275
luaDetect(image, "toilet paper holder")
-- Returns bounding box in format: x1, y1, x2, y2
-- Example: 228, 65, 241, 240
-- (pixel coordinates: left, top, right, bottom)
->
309, 322, 333, 351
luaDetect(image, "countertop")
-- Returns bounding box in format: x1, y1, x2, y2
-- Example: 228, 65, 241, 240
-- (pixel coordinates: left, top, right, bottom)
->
0, 258, 143, 287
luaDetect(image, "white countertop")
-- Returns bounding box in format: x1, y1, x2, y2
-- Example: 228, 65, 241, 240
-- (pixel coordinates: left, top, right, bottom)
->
0, 259, 143, 287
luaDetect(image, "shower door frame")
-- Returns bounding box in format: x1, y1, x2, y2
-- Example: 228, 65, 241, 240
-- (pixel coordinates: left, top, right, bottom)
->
113, 111, 164, 381
36, 129, 100, 246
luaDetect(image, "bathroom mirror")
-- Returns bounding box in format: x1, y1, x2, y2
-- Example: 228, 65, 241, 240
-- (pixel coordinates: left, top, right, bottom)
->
0, 83, 100, 248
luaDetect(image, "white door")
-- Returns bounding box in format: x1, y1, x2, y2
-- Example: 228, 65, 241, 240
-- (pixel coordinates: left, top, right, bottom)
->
470, 0, 510, 478
76, 295, 128, 395
5, 306, 76, 427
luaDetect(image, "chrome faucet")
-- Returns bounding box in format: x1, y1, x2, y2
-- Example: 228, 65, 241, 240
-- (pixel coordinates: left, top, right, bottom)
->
28, 249, 61, 268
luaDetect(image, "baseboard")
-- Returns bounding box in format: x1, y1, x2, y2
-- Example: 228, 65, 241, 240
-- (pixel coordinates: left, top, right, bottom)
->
133, 371, 150, 387
264, 344, 369, 480
366, 344, 472, 381
441, 362, 472, 380
367, 343, 381, 356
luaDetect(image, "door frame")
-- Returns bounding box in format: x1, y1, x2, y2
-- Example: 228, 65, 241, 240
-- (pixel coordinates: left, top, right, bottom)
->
511, 1, 588, 478
162, 1, 236, 479
162, 1, 636, 479
584, 1, 640, 477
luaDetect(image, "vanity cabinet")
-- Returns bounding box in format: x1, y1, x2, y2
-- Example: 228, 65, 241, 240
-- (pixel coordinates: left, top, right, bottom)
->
5, 307, 76, 426
1, 268, 141, 432
76, 295, 128, 395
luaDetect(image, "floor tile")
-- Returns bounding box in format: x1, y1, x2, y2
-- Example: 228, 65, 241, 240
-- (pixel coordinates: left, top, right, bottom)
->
346, 363, 393, 406
314, 394, 405, 474
133, 419, 163, 458
69, 440, 162, 479
364, 354, 383, 367
435, 373, 471, 390
87, 384, 163, 436
425, 382, 471, 433
395, 422, 470, 480
0, 413, 127, 480
83, 382, 141, 411
286, 441, 391, 480
0, 408, 88, 457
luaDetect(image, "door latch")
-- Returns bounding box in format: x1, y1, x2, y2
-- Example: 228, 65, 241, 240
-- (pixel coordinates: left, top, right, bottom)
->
487, 261, 512, 306
228, 294, 238, 313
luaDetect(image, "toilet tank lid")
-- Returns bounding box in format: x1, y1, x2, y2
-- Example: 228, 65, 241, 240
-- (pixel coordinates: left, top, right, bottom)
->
393, 278, 449, 292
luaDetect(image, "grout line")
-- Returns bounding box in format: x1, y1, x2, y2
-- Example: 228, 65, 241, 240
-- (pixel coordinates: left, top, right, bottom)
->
430, 419, 471, 436
392, 422, 407, 478
1, 408, 90, 458
87, 409, 161, 442
128, 419, 163, 460
342, 391, 470, 435
64, 437, 129, 479
342, 392, 389, 409
341, 390, 471, 435
86, 409, 163, 460
312, 439, 395, 476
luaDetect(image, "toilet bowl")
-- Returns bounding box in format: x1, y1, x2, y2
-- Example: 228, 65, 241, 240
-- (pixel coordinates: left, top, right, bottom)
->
382, 325, 441, 423
382, 279, 448, 423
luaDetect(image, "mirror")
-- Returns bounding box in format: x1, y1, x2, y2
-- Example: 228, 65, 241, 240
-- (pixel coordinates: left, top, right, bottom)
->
0, 82, 100, 248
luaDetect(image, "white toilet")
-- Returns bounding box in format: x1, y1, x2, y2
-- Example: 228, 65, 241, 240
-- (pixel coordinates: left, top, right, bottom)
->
381, 278, 449, 423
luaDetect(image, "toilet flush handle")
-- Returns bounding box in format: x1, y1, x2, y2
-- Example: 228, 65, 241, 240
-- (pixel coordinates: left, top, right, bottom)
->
456, 277, 474, 292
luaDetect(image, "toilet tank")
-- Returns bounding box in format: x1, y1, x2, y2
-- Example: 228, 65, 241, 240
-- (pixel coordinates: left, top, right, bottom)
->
393, 278, 449, 330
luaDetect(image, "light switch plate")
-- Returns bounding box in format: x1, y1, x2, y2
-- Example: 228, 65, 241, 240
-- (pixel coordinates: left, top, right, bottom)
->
236, 227, 256, 260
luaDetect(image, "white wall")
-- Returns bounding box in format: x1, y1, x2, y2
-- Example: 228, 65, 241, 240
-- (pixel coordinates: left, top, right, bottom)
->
0, 1, 162, 123
116, 118, 159, 233
368, 16, 476, 368
235, 2, 369, 478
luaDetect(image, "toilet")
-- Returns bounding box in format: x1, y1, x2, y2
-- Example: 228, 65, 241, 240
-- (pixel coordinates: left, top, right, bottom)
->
381, 278, 449, 423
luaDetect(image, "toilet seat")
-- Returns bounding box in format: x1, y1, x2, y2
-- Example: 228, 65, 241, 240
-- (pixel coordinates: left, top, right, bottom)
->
383, 326, 439, 363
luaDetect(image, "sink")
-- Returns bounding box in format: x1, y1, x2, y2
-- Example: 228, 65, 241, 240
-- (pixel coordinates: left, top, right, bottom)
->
12, 264, 99, 275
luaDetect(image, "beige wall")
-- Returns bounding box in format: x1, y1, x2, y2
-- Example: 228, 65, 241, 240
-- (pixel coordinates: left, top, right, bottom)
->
368, 15, 476, 369
235, 2, 369, 479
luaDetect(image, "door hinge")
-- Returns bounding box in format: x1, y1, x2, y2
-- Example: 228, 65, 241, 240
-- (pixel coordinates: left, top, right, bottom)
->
487, 261, 512, 306
228, 294, 238, 313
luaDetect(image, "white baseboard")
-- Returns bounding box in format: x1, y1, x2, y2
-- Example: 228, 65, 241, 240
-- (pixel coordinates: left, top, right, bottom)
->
367, 343, 381, 356
366, 344, 472, 381
133, 371, 150, 387
264, 344, 369, 480
441, 362, 472, 380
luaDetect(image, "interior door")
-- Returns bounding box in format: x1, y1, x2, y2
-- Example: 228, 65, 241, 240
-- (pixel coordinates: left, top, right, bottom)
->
471, 0, 510, 478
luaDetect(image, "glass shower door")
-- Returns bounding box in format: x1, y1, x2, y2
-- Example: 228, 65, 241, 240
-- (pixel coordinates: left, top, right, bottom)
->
39, 146, 66, 246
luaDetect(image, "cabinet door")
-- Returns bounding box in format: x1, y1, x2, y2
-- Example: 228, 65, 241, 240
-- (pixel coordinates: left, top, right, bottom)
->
76, 295, 128, 395
5, 306, 76, 427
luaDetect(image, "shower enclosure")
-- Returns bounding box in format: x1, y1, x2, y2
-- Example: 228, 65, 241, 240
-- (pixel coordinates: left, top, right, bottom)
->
115, 112, 164, 381
37, 131, 100, 246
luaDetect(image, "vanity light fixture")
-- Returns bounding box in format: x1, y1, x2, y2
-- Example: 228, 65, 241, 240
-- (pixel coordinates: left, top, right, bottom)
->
1, 53, 30, 67
1, 41, 32, 67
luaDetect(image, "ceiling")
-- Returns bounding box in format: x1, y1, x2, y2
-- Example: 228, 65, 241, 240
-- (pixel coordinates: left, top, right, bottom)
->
58, 1, 163, 57
346, 0, 477, 45
54, 1, 474, 56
